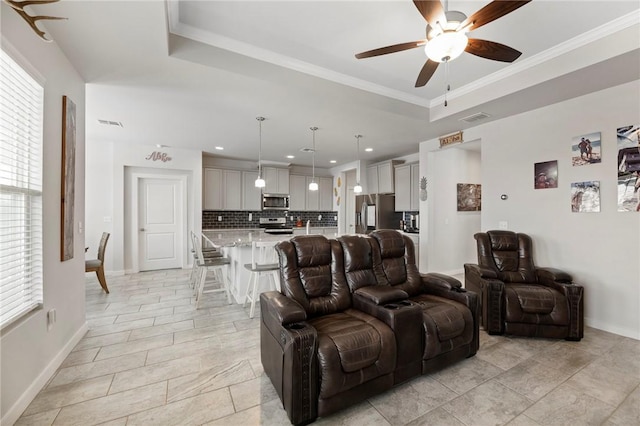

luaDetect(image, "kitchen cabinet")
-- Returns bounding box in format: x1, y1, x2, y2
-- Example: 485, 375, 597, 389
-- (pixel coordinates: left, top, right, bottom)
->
290, 175, 333, 211
264, 167, 289, 194
395, 162, 420, 211
204, 168, 242, 210
367, 160, 401, 194
306, 176, 319, 211
242, 171, 262, 210
289, 174, 307, 210
318, 177, 333, 211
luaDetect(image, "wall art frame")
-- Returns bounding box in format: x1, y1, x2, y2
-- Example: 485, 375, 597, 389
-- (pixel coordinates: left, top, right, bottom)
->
61, 95, 76, 261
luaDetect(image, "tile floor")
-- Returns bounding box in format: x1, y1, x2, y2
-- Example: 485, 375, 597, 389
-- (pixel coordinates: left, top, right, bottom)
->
16, 269, 640, 426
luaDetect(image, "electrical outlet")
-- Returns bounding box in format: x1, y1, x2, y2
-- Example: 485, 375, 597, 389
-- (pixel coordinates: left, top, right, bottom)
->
248, 213, 252, 221
499, 221, 508, 230
290, 215, 294, 221
318, 214, 322, 221
334, 216, 337, 221
218, 216, 223, 222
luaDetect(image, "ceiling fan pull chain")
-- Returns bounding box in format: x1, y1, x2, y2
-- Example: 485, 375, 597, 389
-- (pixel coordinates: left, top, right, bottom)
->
444, 59, 450, 107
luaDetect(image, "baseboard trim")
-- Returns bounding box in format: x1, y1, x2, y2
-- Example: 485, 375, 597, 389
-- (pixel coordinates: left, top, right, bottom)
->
107, 270, 125, 276
584, 317, 640, 340
1, 322, 89, 425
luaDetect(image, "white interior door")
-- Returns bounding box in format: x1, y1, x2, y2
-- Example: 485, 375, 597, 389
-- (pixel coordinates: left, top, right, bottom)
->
139, 177, 183, 271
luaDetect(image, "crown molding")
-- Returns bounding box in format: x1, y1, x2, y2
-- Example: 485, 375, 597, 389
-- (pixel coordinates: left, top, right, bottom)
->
429, 10, 640, 108
167, 3, 430, 108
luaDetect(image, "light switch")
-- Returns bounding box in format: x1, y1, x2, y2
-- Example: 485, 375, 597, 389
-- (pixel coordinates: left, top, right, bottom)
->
103, 216, 112, 223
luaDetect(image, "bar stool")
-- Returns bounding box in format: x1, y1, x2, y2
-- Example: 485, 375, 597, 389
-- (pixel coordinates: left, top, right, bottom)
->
243, 241, 280, 318
192, 232, 231, 308
189, 231, 222, 290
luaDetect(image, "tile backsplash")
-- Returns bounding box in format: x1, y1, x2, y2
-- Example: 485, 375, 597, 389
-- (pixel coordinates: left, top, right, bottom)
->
203, 210, 338, 229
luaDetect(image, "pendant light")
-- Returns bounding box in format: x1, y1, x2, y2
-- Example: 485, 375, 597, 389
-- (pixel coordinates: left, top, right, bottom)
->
255, 116, 266, 188
354, 135, 363, 194
308, 126, 319, 191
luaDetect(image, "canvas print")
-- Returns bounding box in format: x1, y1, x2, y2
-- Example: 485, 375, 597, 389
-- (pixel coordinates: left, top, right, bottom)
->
457, 183, 481, 211
617, 124, 640, 212
61, 96, 76, 261
572, 132, 601, 166
571, 181, 600, 213
534, 160, 558, 189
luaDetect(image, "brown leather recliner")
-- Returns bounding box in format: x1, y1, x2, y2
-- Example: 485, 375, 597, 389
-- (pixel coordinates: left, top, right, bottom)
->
260, 235, 397, 425
366, 230, 479, 375
464, 230, 584, 341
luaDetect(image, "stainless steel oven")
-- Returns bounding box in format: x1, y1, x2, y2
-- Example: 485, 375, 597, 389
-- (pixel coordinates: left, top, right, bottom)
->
262, 193, 290, 211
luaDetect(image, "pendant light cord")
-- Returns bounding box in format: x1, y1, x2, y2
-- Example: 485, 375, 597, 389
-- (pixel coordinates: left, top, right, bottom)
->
311, 126, 318, 182
257, 116, 265, 176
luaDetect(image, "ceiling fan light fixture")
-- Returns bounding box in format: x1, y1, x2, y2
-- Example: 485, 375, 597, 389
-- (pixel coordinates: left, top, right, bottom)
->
425, 31, 468, 63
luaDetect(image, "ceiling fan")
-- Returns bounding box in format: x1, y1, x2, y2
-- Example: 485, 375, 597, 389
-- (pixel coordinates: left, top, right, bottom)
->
355, 0, 532, 88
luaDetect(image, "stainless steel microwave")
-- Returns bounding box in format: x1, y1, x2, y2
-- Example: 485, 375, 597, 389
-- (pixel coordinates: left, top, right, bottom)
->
262, 193, 290, 210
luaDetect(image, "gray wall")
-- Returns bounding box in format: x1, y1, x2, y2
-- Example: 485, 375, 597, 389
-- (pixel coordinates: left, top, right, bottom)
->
1, 4, 87, 423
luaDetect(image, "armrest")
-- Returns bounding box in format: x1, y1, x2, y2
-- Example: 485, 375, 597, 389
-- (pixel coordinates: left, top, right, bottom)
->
535, 269, 584, 341
259, 291, 318, 425
465, 263, 498, 279
352, 288, 423, 374
536, 267, 573, 285
421, 272, 463, 291
260, 291, 306, 334
354, 286, 408, 305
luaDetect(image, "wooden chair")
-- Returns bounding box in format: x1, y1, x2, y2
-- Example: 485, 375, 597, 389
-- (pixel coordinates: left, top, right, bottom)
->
85, 232, 110, 293
193, 232, 232, 308
243, 241, 280, 318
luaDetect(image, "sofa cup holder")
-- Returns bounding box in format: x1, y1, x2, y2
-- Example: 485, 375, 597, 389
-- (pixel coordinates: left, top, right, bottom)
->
287, 323, 306, 330
384, 301, 412, 310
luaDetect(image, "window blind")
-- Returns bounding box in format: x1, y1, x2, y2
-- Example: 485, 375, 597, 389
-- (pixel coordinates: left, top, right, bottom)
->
0, 49, 44, 329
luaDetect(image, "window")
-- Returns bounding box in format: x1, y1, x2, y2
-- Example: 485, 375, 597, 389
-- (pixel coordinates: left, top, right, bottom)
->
0, 48, 44, 329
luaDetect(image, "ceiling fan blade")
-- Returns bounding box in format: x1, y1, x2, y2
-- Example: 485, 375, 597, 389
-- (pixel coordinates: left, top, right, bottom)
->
413, 0, 446, 27
465, 39, 522, 62
355, 40, 426, 59
415, 59, 439, 87
458, 1, 531, 32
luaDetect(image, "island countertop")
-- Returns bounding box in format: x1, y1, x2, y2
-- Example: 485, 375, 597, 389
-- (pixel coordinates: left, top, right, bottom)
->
202, 227, 338, 247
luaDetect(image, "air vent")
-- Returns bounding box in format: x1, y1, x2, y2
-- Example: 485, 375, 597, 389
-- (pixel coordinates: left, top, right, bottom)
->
459, 112, 491, 124
300, 148, 315, 153
97, 119, 123, 127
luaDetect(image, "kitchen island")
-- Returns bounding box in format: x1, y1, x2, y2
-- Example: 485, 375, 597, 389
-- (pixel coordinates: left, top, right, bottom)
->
202, 228, 338, 304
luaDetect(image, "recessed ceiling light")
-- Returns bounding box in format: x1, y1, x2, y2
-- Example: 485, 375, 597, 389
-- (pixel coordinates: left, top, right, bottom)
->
365, 148, 373, 152
286, 155, 295, 159
215, 146, 224, 150
329, 160, 336, 164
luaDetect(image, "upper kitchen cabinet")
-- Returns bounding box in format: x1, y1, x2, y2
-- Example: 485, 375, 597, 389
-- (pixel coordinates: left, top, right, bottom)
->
367, 160, 402, 194
318, 177, 333, 211
395, 163, 420, 211
264, 167, 289, 194
290, 175, 333, 211
204, 168, 242, 210
242, 170, 262, 210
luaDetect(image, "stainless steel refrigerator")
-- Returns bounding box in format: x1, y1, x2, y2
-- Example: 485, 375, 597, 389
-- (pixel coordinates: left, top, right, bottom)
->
355, 194, 399, 234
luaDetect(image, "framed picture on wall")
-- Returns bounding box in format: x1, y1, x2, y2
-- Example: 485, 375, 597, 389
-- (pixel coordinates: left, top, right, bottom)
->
456, 183, 481, 211
571, 181, 600, 212
572, 132, 601, 166
617, 124, 640, 212
534, 160, 558, 189
61, 95, 76, 261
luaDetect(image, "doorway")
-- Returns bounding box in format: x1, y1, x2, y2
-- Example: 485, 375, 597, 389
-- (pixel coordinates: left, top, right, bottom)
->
133, 174, 186, 272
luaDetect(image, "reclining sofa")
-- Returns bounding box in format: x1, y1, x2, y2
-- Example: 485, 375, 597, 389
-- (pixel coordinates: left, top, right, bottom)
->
260, 230, 479, 425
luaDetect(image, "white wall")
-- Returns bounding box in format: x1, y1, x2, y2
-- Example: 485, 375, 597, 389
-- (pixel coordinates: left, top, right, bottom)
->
1, 5, 87, 424
425, 80, 640, 339
419, 144, 482, 274
85, 139, 202, 274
